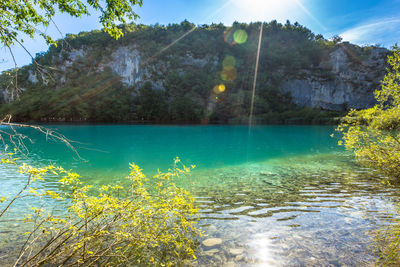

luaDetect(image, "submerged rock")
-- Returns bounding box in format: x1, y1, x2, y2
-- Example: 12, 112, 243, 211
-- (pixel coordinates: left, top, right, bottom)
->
207, 225, 218, 234
203, 238, 223, 247
229, 248, 245, 255
235, 254, 244, 261
203, 248, 219, 256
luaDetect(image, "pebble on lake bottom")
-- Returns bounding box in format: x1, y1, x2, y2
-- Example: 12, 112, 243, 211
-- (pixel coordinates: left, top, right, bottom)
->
229, 248, 244, 255
202, 238, 223, 247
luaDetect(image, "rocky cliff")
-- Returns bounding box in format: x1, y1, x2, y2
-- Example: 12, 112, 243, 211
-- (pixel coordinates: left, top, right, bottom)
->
0, 21, 391, 122
282, 44, 388, 110
38, 41, 387, 112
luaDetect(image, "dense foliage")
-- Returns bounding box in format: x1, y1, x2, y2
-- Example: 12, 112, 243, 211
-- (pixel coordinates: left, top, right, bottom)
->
338, 46, 400, 178
1, 20, 374, 123
0, 0, 142, 47
0, 152, 200, 266
338, 46, 400, 266
1, 68, 131, 122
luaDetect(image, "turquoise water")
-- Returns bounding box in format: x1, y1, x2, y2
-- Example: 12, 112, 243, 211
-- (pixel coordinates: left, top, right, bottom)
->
12, 125, 340, 178
1, 125, 400, 266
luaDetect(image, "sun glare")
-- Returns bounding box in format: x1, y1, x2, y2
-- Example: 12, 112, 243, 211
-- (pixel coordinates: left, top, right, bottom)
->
242, 0, 293, 12
231, 0, 298, 22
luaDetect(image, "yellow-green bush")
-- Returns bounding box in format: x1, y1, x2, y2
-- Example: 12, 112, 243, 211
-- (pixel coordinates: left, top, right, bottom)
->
338, 46, 400, 265
338, 46, 400, 178
0, 153, 200, 266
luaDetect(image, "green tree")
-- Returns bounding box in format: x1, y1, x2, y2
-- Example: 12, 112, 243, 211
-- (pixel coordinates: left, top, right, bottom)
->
338, 46, 400, 178
135, 81, 169, 121
170, 96, 202, 122
331, 35, 343, 44
0, 0, 143, 48
0, 69, 131, 122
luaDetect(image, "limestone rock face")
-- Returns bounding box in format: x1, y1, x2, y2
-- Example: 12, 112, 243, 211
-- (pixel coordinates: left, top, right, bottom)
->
281, 78, 377, 110
0, 38, 389, 111
94, 44, 387, 111
28, 70, 38, 84
281, 45, 388, 111
104, 46, 142, 86
65, 48, 86, 67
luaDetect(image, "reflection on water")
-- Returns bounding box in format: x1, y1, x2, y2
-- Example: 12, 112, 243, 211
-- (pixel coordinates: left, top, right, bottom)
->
182, 153, 400, 266
1, 125, 400, 266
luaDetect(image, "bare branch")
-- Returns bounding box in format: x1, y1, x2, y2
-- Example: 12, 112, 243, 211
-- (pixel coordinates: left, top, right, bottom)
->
0, 115, 84, 161
0, 174, 32, 219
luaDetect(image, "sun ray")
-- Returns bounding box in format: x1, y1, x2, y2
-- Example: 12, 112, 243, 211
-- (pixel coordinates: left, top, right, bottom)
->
145, 0, 235, 64
249, 22, 263, 127
145, 27, 197, 64
294, 0, 327, 31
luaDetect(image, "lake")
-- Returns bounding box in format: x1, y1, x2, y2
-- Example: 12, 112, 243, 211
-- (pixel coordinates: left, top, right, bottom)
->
1, 125, 399, 266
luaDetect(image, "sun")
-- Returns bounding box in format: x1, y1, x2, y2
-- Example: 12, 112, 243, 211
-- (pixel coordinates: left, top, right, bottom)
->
242, 0, 293, 12
230, 0, 301, 23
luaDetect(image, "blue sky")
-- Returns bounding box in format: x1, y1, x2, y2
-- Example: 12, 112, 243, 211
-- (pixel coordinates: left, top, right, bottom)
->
1, 0, 400, 71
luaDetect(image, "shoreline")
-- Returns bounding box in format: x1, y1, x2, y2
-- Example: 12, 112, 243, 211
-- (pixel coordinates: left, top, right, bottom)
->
4, 119, 343, 126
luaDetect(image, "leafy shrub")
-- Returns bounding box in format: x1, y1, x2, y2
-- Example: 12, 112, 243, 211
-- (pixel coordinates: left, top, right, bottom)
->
338, 46, 400, 178
0, 153, 200, 266
338, 46, 400, 266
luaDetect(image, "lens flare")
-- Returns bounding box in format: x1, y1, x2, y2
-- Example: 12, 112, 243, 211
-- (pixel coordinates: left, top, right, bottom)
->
223, 27, 234, 44
223, 55, 236, 67
233, 29, 248, 44
213, 84, 226, 94
221, 65, 237, 81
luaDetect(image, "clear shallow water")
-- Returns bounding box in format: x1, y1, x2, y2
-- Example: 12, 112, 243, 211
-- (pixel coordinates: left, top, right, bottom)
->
1, 125, 400, 266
